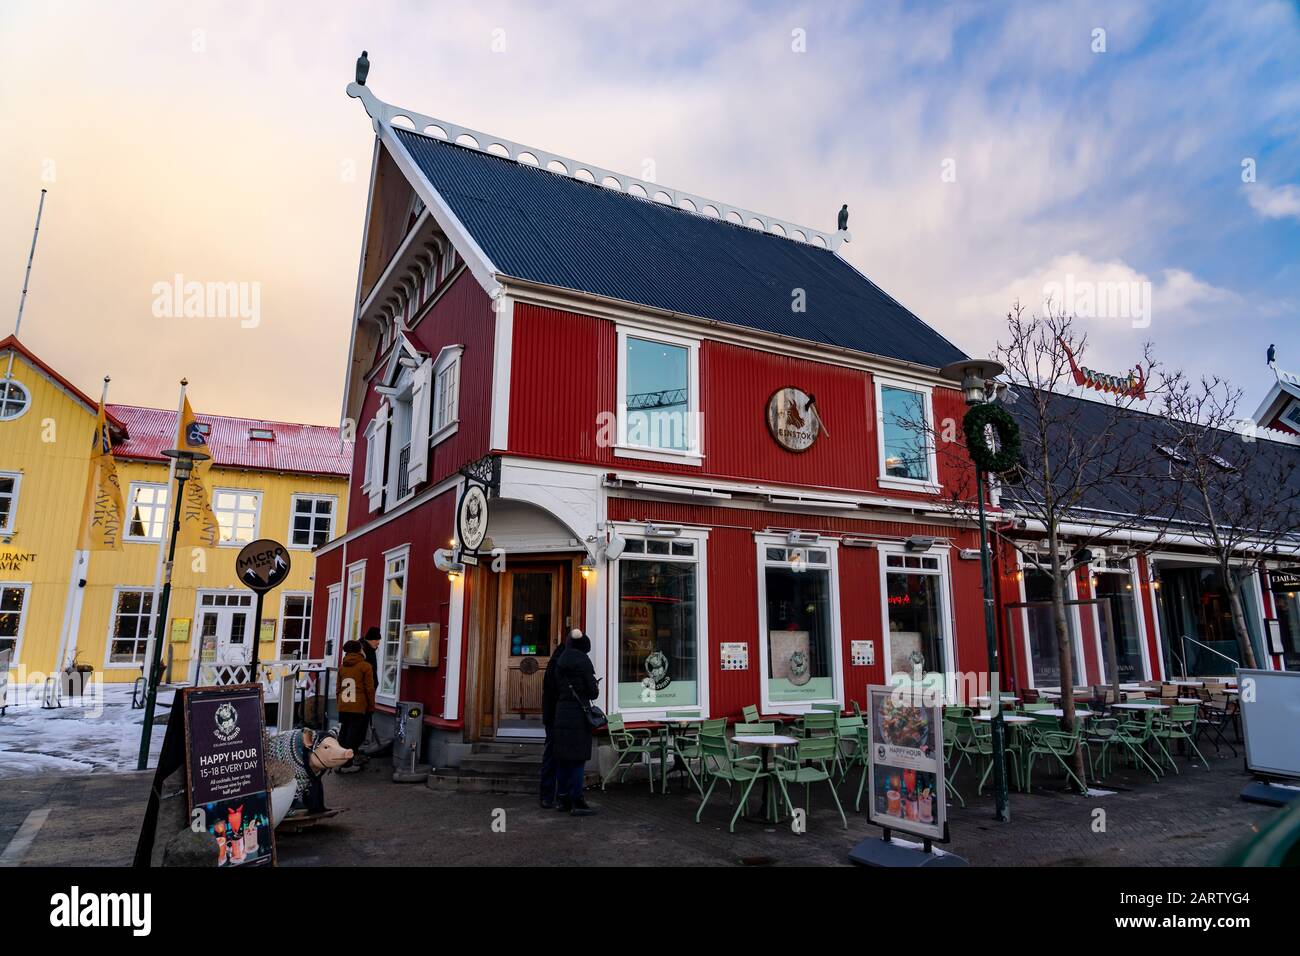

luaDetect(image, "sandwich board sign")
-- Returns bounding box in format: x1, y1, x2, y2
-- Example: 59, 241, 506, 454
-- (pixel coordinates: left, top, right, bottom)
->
183, 684, 276, 866
865, 682, 948, 844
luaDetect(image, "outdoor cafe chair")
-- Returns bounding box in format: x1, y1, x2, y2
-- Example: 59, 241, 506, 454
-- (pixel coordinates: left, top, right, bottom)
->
1025, 723, 1087, 793
773, 736, 847, 830
733, 721, 776, 736
1089, 716, 1160, 782
937, 719, 965, 808
602, 713, 659, 792
674, 717, 727, 795
1152, 704, 1209, 772
1194, 687, 1237, 756
694, 735, 769, 833
742, 703, 785, 730
833, 712, 865, 779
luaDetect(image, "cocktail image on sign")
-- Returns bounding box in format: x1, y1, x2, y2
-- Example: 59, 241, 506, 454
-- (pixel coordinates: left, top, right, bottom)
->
865, 682, 947, 844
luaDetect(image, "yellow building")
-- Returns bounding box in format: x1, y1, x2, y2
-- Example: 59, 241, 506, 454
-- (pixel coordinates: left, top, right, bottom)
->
0, 336, 350, 686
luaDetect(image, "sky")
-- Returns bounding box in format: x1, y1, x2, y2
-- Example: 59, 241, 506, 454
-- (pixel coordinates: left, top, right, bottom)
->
1, 1, 1297, 425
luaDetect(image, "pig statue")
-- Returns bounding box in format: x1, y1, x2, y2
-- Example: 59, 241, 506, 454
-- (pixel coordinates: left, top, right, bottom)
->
266, 727, 353, 815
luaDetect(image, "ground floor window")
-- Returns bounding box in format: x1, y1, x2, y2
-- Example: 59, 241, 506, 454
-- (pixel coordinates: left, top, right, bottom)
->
1272, 585, 1300, 671
1022, 566, 1082, 687
345, 563, 365, 650
1093, 562, 1146, 682
379, 552, 407, 699
108, 588, 156, 664
615, 535, 700, 709
1155, 562, 1261, 676
279, 593, 312, 660
0, 583, 31, 659
761, 543, 837, 704
883, 552, 948, 682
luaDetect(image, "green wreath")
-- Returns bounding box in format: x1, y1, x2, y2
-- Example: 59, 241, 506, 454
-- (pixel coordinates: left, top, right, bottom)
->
963, 402, 1021, 473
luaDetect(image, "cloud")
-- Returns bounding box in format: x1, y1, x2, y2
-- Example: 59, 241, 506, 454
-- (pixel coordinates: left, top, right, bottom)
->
1246, 184, 1300, 221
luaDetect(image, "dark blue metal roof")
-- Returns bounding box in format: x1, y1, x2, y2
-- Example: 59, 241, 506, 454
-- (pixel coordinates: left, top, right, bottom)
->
393, 128, 967, 369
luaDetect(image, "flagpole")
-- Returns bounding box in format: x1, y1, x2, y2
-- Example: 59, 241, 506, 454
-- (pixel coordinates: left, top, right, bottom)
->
142, 380, 185, 690
4, 189, 47, 387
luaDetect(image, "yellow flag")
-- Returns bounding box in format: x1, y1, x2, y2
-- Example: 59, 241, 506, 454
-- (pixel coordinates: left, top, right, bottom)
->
175, 396, 220, 549
77, 403, 125, 551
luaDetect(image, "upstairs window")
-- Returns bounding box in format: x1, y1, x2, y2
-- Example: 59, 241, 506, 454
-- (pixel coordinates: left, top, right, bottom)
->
0, 472, 20, 534
289, 494, 335, 549
0, 379, 30, 421
125, 482, 170, 542
877, 381, 935, 486
213, 489, 261, 545
616, 327, 701, 463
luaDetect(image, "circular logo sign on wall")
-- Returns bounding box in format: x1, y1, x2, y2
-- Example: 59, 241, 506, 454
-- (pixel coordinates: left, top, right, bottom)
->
766, 387, 825, 453
458, 484, 489, 552
234, 538, 291, 593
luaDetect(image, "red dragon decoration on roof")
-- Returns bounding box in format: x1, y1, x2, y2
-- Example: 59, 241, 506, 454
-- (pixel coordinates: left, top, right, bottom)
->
1058, 337, 1146, 399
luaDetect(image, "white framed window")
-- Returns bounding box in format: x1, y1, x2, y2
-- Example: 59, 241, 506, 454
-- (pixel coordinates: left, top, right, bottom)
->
378, 547, 409, 702
432, 344, 463, 444
124, 482, 170, 542
386, 367, 416, 508
212, 488, 262, 546
0, 471, 21, 534
0, 379, 30, 421
0, 582, 32, 661
608, 525, 709, 715
325, 582, 343, 660
615, 326, 702, 465
344, 560, 366, 654
105, 587, 156, 666
279, 592, 313, 660
1282, 400, 1300, 431
1018, 557, 1087, 689
288, 494, 336, 549
874, 377, 939, 491
878, 544, 955, 692
1089, 557, 1151, 683
755, 535, 843, 712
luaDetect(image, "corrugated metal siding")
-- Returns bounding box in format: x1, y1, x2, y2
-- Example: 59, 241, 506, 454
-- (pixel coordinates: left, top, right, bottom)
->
108, 405, 349, 476
392, 129, 968, 369
508, 302, 971, 497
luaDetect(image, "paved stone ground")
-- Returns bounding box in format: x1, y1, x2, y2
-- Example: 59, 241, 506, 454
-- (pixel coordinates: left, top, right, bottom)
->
0, 739, 1275, 867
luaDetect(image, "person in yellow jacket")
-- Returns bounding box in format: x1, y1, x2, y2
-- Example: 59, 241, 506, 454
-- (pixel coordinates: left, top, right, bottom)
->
336, 640, 376, 774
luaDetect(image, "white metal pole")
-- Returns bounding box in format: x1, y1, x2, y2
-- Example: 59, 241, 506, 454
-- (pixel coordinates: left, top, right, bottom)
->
4, 189, 47, 385
142, 379, 186, 684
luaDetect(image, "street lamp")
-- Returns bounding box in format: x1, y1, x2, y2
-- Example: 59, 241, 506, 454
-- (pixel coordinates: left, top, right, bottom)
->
136, 447, 210, 770
939, 358, 1012, 824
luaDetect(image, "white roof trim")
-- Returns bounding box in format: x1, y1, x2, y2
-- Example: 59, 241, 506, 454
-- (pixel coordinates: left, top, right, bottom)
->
345, 81, 846, 252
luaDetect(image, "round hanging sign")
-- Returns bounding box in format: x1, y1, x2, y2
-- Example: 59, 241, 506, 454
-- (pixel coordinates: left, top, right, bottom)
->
457, 484, 489, 552
766, 387, 826, 453
235, 538, 291, 593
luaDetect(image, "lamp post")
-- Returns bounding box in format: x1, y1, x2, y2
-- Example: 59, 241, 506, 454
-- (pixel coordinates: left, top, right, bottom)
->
940, 359, 1011, 824
136, 448, 210, 770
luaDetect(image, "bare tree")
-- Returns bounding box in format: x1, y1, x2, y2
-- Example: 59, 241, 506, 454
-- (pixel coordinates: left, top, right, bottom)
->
1156, 376, 1300, 671
923, 302, 1179, 790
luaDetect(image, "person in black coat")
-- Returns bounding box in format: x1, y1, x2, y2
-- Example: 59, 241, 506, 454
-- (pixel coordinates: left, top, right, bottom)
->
538, 629, 573, 809
552, 632, 599, 816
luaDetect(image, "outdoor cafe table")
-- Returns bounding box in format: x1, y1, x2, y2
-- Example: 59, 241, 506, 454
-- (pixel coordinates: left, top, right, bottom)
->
1111, 702, 1169, 711
654, 717, 702, 792
973, 713, 1036, 724
1035, 708, 1095, 718
1177, 697, 1202, 705
1170, 680, 1205, 687
974, 695, 1020, 706
731, 734, 799, 823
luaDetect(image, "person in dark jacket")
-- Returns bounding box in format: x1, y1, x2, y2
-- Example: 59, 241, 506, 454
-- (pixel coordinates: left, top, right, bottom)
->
552, 631, 599, 815
538, 630, 574, 809
336, 640, 376, 773
362, 626, 381, 675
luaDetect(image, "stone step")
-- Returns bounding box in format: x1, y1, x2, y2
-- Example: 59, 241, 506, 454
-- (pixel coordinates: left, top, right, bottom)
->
425, 766, 600, 795
472, 741, 545, 756
459, 751, 544, 777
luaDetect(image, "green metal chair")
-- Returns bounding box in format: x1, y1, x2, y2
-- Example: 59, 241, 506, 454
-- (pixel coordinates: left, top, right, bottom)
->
675, 717, 727, 789
810, 702, 841, 712
961, 717, 1022, 795
773, 736, 847, 830
1093, 714, 1162, 781
602, 713, 658, 792
1152, 704, 1209, 772
694, 735, 769, 832
940, 718, 966, 808
797, 710, 844, 777
733, 721, 776, 735
1025, 724, 1087, 793
742, 703, 784, 730
834, 713, 865, 783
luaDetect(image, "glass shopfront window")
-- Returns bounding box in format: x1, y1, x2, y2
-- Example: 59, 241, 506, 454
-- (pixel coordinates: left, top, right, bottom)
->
1023, 567, 1082, 687
879, 385, 931, 482
616, 537, 700, 708
1272, 586, 1300, 671
884, 553, 948, 682
1155, 562, 1261, 677
1094, 564, 1146, 682
762, 545, 836, 704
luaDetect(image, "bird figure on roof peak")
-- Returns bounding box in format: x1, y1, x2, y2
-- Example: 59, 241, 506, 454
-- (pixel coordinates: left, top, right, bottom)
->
838, 204, 849, 231
356, 51, 370, 87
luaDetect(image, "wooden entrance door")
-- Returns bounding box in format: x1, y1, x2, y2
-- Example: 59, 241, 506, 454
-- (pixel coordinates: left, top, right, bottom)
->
496, 565, 565, 724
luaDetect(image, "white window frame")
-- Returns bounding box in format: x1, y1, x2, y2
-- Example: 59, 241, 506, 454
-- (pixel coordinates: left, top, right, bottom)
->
606, 523, 710, 718
0, 581, 33, 663
0, 378, 31, 422
277, 591, 313, 661
212, 487, 263, 547
103, 585, 157, 669
431, 344, 463, 446
377, 545, 410, 705
287, 494, 337, 550
325, 581, 343, 661
615, 325, 703, 466
343, 560, 367, 660
1281, 399, 1300, 431
123, 481, 170, 543
1086, 557, 1153, 683
0, 470, 21, 534
754, 533, 844, 714
874, 376, 940, 493
1017, 553, 1087, 688
386, 368, 416, 510
877, 542, 957, 693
